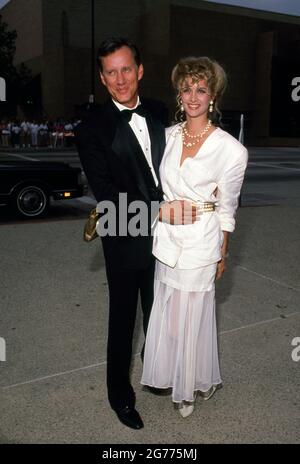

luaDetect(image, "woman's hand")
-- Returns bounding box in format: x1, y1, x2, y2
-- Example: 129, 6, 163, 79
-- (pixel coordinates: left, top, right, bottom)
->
215, 256, 226, 280
216, 230, 229, 280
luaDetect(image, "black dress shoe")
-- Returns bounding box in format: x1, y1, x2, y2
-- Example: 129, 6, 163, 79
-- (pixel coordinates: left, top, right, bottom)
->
115, 406, 144, 430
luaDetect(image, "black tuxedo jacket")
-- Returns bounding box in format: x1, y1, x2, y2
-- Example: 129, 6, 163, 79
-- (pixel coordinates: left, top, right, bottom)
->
75, 98, 167, 269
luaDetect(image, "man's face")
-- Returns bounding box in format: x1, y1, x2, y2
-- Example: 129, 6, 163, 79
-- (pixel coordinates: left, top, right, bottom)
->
100, 46, 143, 108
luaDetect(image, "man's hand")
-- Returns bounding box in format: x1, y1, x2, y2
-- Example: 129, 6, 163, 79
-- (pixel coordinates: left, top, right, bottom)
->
159, 200, 197, 225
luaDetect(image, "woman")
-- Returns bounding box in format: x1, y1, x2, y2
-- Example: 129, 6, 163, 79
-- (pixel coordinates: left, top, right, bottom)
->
141, 56, 248, 417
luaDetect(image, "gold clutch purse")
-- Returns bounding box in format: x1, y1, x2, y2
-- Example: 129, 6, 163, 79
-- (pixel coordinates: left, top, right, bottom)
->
83, 208, 100, 242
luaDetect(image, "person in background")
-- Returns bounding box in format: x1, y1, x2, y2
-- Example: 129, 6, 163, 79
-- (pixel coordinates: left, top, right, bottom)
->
20, 119, 31, 148
38, 120, 49, 147
11, 120, 21, 148
1, 120, 11, 147
30, 120, 39, 147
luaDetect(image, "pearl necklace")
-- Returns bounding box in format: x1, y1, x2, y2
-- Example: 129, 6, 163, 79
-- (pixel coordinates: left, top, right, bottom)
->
182, 120, 212, 147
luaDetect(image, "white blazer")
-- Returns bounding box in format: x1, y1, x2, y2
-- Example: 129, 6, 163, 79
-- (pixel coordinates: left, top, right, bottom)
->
152, 124, 248, 269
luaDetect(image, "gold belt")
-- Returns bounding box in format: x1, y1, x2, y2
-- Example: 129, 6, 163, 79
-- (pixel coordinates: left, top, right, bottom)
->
197, 202, 216, 213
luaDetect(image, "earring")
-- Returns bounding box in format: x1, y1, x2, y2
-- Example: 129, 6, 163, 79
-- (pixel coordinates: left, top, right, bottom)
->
175, 98, 185, 122
209, 100, 214, 113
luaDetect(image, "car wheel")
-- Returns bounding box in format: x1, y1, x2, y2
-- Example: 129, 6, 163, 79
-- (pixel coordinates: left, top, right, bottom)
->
13, 184, 49, 218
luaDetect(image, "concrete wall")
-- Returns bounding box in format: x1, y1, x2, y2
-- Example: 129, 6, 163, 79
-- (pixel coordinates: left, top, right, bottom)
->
40, 0, 149, 116
168, 4, 300, 140
1, 0, 300, 142
39, 0, 172, 116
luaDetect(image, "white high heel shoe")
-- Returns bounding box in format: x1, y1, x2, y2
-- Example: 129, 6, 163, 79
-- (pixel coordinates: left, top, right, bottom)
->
179, 401, 194, 418
178, 392, 197, 418
199, 384, 221, 401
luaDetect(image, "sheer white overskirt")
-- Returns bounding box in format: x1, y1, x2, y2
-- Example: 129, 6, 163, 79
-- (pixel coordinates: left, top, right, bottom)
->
141, 262, 222, 403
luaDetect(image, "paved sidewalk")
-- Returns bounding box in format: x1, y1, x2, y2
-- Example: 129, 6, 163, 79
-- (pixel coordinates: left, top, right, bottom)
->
0, 205, 299, 443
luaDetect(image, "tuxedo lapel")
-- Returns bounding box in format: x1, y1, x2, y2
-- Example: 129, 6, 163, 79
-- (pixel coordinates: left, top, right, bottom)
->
145, 113, 164, 186
111, 118, 155, 201
105, 98, 165, 201
100, 99, 121, 144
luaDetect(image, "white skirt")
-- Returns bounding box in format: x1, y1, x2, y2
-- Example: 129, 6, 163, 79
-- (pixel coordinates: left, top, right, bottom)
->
141, 260, 222, 403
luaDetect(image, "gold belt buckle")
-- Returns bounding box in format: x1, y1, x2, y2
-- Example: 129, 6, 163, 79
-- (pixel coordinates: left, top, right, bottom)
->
198, 202, 215, 213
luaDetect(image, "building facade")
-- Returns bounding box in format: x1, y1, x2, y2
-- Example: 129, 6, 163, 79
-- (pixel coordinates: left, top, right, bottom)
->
1, 0, 300, 145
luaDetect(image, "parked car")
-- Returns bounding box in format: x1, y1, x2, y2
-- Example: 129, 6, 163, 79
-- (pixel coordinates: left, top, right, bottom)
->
0, 159, 87, 218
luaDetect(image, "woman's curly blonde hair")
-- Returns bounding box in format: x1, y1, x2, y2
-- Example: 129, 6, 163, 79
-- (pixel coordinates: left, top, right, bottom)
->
171, 56, 227, 123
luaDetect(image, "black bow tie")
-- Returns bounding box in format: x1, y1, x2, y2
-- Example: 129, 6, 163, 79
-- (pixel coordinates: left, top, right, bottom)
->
121, 104, 147, 122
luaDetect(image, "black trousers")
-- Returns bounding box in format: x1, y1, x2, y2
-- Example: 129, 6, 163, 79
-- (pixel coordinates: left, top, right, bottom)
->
104, 256, 155, 411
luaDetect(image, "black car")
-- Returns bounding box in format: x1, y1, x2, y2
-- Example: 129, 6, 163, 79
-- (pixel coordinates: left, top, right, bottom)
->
0, 158, 87, 218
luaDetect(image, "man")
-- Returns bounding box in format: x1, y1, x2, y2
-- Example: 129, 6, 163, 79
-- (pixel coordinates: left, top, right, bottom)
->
75, 37, 195, 430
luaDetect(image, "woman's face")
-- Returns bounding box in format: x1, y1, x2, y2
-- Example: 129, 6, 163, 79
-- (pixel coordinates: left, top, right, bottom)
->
180, 77, 212, 120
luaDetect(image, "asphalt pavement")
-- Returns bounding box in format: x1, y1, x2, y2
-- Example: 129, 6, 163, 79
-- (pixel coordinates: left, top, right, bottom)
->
0, 148, 299, 444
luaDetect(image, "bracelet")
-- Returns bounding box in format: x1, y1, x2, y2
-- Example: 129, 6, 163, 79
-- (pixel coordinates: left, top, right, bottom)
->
222, 251, 229, 259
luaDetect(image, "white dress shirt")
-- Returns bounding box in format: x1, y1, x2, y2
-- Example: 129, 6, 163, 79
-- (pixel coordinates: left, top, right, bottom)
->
152, 124, 248, 269
112, 97, 159, 186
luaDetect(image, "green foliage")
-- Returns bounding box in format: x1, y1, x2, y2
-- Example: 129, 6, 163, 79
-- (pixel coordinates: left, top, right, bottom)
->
0, 14, 17, 80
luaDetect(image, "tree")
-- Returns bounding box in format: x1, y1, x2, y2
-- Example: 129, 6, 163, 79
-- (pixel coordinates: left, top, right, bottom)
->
0, 14, 17, 79
0, 14, 31, 116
